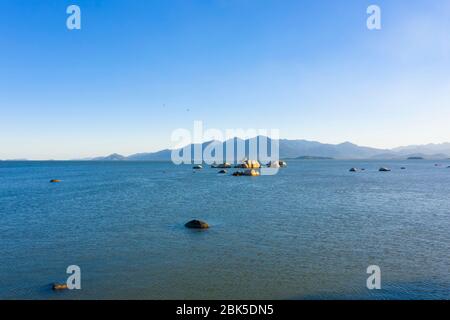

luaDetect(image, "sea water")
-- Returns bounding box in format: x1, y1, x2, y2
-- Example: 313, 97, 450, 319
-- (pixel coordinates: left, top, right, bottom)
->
0, 160, 449, 299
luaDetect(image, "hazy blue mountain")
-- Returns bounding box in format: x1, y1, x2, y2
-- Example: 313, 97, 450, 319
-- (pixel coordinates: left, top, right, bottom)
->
278, 139, 388, 159
371, 152, 449, 160
91, 153, 127, 161
392, 143, 450, 157
87, 137, 450, 161
126, 149, 172, 161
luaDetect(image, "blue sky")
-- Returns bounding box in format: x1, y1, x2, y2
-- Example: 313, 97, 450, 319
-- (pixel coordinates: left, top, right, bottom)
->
1, 0, 450, 159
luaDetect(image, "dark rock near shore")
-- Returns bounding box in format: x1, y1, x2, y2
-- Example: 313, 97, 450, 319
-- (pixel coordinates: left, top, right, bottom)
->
185, 220, 209, 229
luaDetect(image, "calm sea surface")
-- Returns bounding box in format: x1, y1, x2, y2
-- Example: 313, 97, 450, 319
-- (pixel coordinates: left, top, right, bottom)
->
0, 160, 449, 299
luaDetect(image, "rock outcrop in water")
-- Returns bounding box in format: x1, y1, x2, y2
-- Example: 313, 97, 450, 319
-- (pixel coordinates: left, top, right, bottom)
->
235, 160, 261, 169
185, 220, 209, 229
279, 160, 287, 167
267, 160, 287, 168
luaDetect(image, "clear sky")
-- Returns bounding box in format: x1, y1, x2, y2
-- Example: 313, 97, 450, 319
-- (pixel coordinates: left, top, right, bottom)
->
1, 0, 450, 159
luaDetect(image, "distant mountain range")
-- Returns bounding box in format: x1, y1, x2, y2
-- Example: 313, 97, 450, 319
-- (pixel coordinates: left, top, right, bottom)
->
87, 137, 450, 161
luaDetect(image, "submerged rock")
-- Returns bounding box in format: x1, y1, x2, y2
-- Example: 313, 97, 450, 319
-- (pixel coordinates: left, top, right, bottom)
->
185, 220, 209, 229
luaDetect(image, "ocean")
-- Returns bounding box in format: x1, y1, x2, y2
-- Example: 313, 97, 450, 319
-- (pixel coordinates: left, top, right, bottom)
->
0, 160, 449, 299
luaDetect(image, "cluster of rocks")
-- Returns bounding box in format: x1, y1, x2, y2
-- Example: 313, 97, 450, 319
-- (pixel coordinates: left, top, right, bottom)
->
349, 167, 393, 172
192, 160, 287, 177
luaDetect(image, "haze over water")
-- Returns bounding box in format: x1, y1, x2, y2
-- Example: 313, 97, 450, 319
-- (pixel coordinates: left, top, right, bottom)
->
0, 160, 449, 299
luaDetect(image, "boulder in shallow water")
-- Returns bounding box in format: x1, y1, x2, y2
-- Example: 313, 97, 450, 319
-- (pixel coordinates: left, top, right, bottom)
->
235, 160, 261, 169
267, 161, 280, 169
217, 162, 232, 168
243, 169, 260, 176
233, 169, 259, 176
52, 283, 68, 290
185, 219, 209, 229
